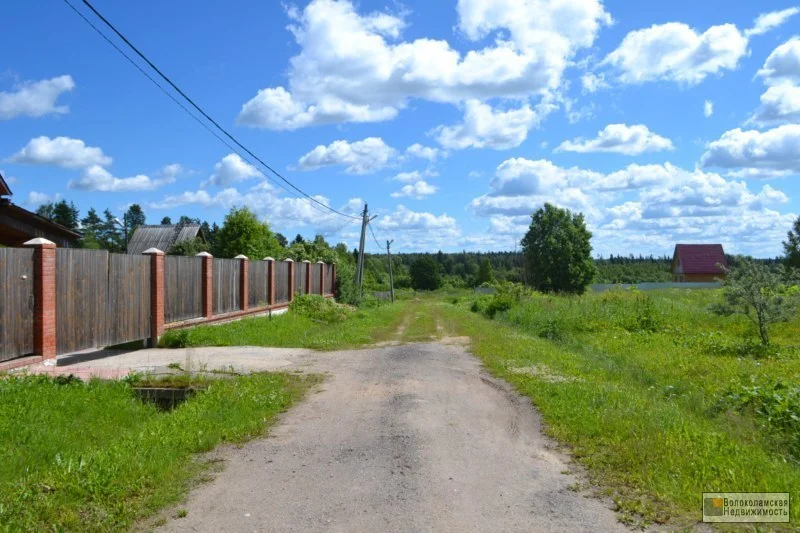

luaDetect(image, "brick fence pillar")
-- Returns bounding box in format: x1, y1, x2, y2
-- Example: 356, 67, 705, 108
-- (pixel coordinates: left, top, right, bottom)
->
235, 254, 249, 311
197, 252, 213, 318
317, 261, 325, 296
286, 259, 295, 301
143, 248, 165, 347
264, 257, 275, 305
303, 260, 311, 295
24, 238, 57, 359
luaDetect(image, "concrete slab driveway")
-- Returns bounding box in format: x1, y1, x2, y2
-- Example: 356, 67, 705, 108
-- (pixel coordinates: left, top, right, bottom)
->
157, 342, 626, 533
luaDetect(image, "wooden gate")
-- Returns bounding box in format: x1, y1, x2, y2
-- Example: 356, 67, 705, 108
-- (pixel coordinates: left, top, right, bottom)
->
0, 248, 35, 361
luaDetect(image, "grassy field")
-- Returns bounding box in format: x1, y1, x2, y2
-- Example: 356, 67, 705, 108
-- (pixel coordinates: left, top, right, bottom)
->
439, 288, 800, 528
159, 298, 409, 351
0, 372, 319, 531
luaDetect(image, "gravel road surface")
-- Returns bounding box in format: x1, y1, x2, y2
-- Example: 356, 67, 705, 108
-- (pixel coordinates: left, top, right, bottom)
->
160, 342, 626, 532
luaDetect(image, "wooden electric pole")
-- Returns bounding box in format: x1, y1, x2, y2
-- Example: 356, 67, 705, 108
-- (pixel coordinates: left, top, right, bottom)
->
355, 204, 377, 297
386, 239, 395, 303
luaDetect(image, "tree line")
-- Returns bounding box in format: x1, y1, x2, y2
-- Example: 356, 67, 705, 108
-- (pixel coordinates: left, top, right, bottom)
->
35, 199, 800, 296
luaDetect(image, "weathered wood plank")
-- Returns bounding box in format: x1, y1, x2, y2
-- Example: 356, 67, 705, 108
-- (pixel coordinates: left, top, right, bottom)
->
0, 248, 34, 361
56, 249, 108, 354
165, 256, 203, 323
213, 258, 240, 314
274, 261, 290, 304
248, 261, 269, 308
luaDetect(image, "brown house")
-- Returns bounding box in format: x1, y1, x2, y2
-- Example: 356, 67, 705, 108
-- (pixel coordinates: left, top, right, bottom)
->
671, 244, 727, 282
0, 173, 81, 248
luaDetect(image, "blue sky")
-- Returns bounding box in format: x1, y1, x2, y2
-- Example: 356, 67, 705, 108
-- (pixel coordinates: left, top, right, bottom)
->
1, 0, 799, 257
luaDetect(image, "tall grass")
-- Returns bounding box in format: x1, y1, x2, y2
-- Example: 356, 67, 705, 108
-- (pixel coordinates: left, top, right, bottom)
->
445, 288, 800, 527
159, 300, 408, 351
0, 372, 318, 531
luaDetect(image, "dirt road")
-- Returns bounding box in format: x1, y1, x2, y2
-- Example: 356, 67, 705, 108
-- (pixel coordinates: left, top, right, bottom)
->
161, 342, 626, 532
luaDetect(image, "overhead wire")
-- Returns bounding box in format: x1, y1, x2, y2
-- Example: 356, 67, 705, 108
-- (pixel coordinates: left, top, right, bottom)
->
63, 0, 361, 221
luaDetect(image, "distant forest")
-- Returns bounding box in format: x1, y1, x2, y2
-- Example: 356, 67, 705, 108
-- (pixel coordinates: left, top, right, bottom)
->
32, 198, 782, 289
360, 251, 784, 290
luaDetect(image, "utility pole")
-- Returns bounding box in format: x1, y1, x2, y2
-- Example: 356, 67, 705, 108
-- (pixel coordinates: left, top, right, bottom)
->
386, 239, 395, 303
355, 204, 377, 296
356, 204, 368, 294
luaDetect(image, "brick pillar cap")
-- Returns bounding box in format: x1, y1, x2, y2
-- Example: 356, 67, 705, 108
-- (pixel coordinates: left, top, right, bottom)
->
142, 247, 164, 255
234, 254, 249, 259
316, 260, 325, 263
196, 251, 213, 257
302, 259, 311, 263
263, 257, 275, 261
23, 237, 56, 247
285, 258, 294, 262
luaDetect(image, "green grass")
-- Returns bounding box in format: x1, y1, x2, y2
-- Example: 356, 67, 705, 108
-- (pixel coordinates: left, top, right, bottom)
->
0, 372, 319, 531
159, 300, 409, 351
440, 288, 800, 528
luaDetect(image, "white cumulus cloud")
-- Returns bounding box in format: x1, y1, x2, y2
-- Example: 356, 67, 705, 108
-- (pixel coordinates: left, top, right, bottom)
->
8, 136, 112, 169
435, 99, 553, 150
556, 124, 674, 155
704, 100, 714, 117
391, 180, 438, 199
237, 0, 609, 130
69, 165, 174, 192
701, 125, 800, 174
205, 153, 262, 187
298, 137, 395, 174
0, 75, 75, 120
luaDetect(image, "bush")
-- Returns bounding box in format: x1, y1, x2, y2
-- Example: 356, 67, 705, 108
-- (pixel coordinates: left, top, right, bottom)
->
720, 379, 800, 459
289, 294, 353, 323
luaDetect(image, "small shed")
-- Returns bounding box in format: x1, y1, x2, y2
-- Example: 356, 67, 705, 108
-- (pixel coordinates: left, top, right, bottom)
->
127, 224, 204, 255
671, 244, 727, 282
0, 172, 81, 248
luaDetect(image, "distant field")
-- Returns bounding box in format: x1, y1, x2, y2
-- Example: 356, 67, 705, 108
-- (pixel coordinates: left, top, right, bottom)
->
441, 288, 800, 528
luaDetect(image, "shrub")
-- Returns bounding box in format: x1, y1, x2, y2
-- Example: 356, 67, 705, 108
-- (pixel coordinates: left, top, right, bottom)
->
720, 379, 800, 459
289, 294, 353, 323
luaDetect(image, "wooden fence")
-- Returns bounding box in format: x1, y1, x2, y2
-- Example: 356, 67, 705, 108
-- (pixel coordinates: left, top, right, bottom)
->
165, 255, 203, 323
0, 240, 336, 365
0, 248, 34, 362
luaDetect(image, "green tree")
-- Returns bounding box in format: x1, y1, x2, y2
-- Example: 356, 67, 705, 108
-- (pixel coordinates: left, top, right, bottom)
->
275, 232, 288, 248
711, 260, 800, 346
214, 207, 282, 259
53, 200, 80, 230
160, 216, 172, 225
784, 215, 800, 270
37, 200, 79, 230
178, 215, 200, 225
521, 203, 596, 294
124, 204, 146, 231
475, 257, 494, 285
167, 237, 210, 256
410, 256, 442, 291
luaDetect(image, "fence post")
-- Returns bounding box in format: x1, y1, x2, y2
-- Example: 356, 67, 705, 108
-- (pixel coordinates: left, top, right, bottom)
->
235, 254, 249, 311
197, 252, 213, 318
286, 259, 295, 301
331, 263, 336, 298
143, 248, 165, 347
317, 261, 325, 296
303, 260, 311, 295
264, 257, 275, 306
24, 238, 57, 360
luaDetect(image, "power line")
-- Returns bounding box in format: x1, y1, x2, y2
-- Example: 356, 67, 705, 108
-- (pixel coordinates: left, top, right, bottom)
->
65, 0, 360, 221
60, 0, 339, 220
368, 222, 383, 250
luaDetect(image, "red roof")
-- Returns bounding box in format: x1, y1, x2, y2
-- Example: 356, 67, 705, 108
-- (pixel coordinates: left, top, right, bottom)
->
673, 244, 727, 274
